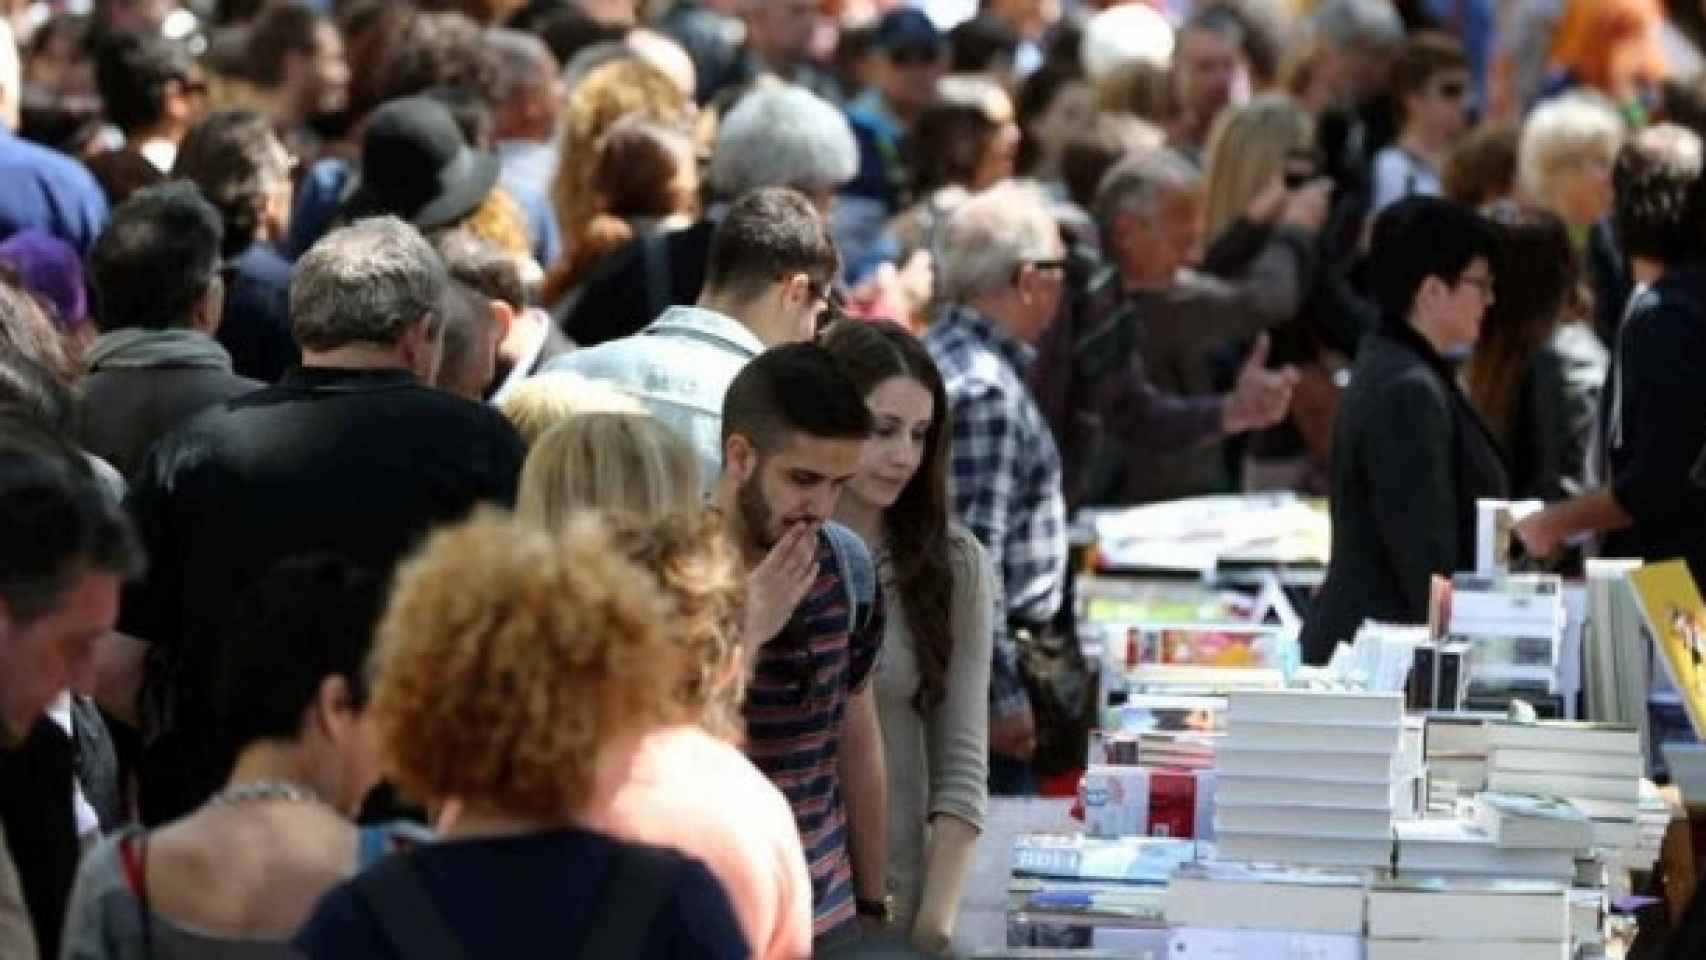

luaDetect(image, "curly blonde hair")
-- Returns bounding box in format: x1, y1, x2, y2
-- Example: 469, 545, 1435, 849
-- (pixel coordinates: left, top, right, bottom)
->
371, 508, 692, 818
603, 510, 749, 742
500, 371, 647, 446
549, 57, 690, 273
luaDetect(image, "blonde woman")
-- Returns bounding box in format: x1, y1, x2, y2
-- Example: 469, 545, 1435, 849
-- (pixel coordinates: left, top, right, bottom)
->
516, 415, 814, 960
294, 511, 748, 958
500, 372, 646, 447
1198, 95, 1357, 493
1517, 92, 1630, 343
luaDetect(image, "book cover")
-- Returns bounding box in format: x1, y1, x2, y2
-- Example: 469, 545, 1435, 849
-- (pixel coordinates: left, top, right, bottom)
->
1408, 644, 1436, 712
1472, 792, 1592, 850
1011, 834, 1200, 884
1168, 927, 1365, 959
1165, 867, 1366, 935
1369, 878, 1569, 941
1484, 721, 1640, 755
1485, 770, 1640, 803
1490, 748, 1645, 778
1628, 560, 1706, 743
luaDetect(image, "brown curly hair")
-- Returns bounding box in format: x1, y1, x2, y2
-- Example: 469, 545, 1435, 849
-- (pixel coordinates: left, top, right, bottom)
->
603, 510, 750, 743
371, 508, 693, 818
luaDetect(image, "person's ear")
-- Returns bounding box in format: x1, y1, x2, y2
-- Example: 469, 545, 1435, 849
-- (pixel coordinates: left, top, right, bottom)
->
724, 432, 759, 484
311, 674, 356, 742
194, 274, 224, 334
781, 272, 813, 308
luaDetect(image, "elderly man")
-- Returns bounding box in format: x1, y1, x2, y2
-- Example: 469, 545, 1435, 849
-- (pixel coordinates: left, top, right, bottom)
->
121, 216, 525, 824
922, 183, 1069, 795
0, 415, 141, 959
1077, 149, 1317, 504
564, 83, 858, 347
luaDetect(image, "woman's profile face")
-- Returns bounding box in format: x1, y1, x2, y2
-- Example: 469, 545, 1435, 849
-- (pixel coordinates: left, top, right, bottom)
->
848, 375, 935, 513
1549, 150, 1616, 228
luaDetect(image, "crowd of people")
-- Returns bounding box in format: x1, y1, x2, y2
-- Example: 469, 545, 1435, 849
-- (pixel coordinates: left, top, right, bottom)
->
5, 0, 1706, 956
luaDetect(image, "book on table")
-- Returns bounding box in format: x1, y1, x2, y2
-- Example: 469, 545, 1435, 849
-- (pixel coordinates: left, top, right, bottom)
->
1629, 560, 1706, 742
1366, 940, 1570, 960
1485, 720, 1640, 755
1226, 689, 1404, 726
1214, 803, 1392, 840
1010, 834, 1201, 885
1225, 720, 1402, 754
1213, 774, 1393, 809
1168, 928, 1364, 959
1485, 770, 1640, 803
1392, 819, 1575, 879
1162, 863, 1366, 935
1214, 830, 1394, 869
1471, 792, 1591, 849
1216, 747, 1395, 781
1489, 747, 1645, 778
1366, 877, 1570, 940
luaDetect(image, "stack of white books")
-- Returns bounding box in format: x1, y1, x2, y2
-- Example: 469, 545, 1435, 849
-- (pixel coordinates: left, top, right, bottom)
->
1471, 791, 1592, 851
1485, 722, 1642, 852
1582, 560, 1647, 741
1629, 778, 1671, 871
1163, 862, 1366, 934
1366, 878, 1571, 960
1212, 690, 1403, 869
1425, 715, 1489, 794
1393, 818, 1575, 881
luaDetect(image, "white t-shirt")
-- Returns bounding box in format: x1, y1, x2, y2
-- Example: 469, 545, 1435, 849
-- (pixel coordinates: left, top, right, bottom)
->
1370, 146, 1443, 218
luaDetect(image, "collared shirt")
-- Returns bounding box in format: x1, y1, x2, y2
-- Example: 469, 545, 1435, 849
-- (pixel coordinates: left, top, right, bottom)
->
923, 304, 1068, 719
744, 532, 885, 939
544, 304, 765, 483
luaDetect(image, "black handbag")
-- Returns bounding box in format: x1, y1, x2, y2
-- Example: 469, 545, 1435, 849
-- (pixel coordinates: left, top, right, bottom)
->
1012, 621, 1098, 779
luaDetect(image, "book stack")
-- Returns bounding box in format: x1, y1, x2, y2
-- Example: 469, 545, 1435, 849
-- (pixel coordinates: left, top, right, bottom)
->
1581, 560, 1647, 738
1425, 715, 1489, 799
1164, 862, 1366, 957
1366, 878, 1571, 960
1212, 690, 1403, 869
1485, 722, 1642, 852
1006, 877, 1169, 952
1393, 818, 1575, 881
1629, 778, 1670, 872
1449, 574, 1565, 705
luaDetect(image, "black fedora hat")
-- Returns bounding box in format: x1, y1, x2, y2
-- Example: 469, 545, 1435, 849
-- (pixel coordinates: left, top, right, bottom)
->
341, 95, 501, 232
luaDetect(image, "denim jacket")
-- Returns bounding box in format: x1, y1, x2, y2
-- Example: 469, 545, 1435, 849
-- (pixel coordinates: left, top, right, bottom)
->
544, 305, 764, 482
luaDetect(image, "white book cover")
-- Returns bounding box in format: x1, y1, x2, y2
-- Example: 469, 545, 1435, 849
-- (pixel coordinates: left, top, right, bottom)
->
1165, 868, 1366, 934
1227, 690, 1403, 727
1568, 796, 1641, 820
1472, 793, 1592, 849
1218, 748, 1395, 782
1489, 748, 1645, 778
1367, 878, 1569, 941
1392, 819, 1575, 878
1226, 720, 1403, 754
1486, 770, 1639, 803
1216, 830, 1393, 868
1485, 722, 1640, 756
1215, 804, 1392, 840
1169, 928, 1365, 960
1367, 940, 1568, 960
1214, 774, 1392, 810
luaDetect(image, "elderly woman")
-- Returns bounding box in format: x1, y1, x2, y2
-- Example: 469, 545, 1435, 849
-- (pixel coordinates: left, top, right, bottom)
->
1301, 198, 1509, 663
294, 511, 749, 958
1518, 92, 1631, 343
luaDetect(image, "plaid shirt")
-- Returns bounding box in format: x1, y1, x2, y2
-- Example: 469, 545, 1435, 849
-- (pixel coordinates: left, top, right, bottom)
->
923, 304, 1069, 720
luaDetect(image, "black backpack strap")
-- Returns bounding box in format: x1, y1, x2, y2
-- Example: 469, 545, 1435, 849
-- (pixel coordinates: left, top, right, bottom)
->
574, 844, 686, 957
353, 853, 473, 960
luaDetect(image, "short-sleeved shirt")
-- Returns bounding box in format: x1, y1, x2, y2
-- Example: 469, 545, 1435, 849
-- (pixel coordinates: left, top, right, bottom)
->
742, 532, 885, 939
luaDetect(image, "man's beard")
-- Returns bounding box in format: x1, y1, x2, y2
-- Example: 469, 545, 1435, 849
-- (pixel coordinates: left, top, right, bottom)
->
737, 472, 779, 551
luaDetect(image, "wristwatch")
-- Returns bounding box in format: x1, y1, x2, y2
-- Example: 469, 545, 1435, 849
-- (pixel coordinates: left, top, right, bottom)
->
855, 895, 895, 925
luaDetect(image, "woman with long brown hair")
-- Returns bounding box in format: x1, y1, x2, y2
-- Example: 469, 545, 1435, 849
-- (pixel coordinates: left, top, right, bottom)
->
1464, 202, 1608, 503
822, 320, 994, 953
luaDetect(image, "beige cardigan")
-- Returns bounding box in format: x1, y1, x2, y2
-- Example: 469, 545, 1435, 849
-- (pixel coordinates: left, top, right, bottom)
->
873, 525, 995, 932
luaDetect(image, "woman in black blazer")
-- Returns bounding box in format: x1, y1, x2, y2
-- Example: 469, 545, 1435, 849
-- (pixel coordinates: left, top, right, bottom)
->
1301, 198, 1509, 664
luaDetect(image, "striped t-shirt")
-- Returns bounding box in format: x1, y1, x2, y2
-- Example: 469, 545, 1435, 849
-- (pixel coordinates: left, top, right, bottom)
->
743, 534, 885, 939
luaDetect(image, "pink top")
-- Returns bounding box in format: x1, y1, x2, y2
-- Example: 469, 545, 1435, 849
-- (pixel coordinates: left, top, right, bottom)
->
583, 725, 813, 960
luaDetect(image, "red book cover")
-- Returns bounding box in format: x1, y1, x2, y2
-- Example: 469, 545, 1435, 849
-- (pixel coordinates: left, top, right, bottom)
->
1146, 769, 1198, 839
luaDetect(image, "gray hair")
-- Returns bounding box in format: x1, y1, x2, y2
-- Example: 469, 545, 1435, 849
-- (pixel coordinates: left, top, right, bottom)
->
1519, 91, 1626, 203
939, 182, 1059, 303
710, 84, 859, 198
485, 28, 555, 102
1095, 148, 1201, 229
291, 217, 447, 351
1311, 0, 1403, 48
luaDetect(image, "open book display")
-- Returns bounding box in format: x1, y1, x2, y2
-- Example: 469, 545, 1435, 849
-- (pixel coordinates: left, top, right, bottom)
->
1628, 560, 1706, 742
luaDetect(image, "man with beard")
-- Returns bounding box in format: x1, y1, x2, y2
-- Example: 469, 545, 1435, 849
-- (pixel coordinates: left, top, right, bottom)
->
710, 343, 889, 953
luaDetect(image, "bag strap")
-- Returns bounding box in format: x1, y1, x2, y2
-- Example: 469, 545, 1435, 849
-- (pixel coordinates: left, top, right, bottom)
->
642, 230, 673, 323
353, 853, 473, 960
824, 522, 876, 635
573, 844, 684, 957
